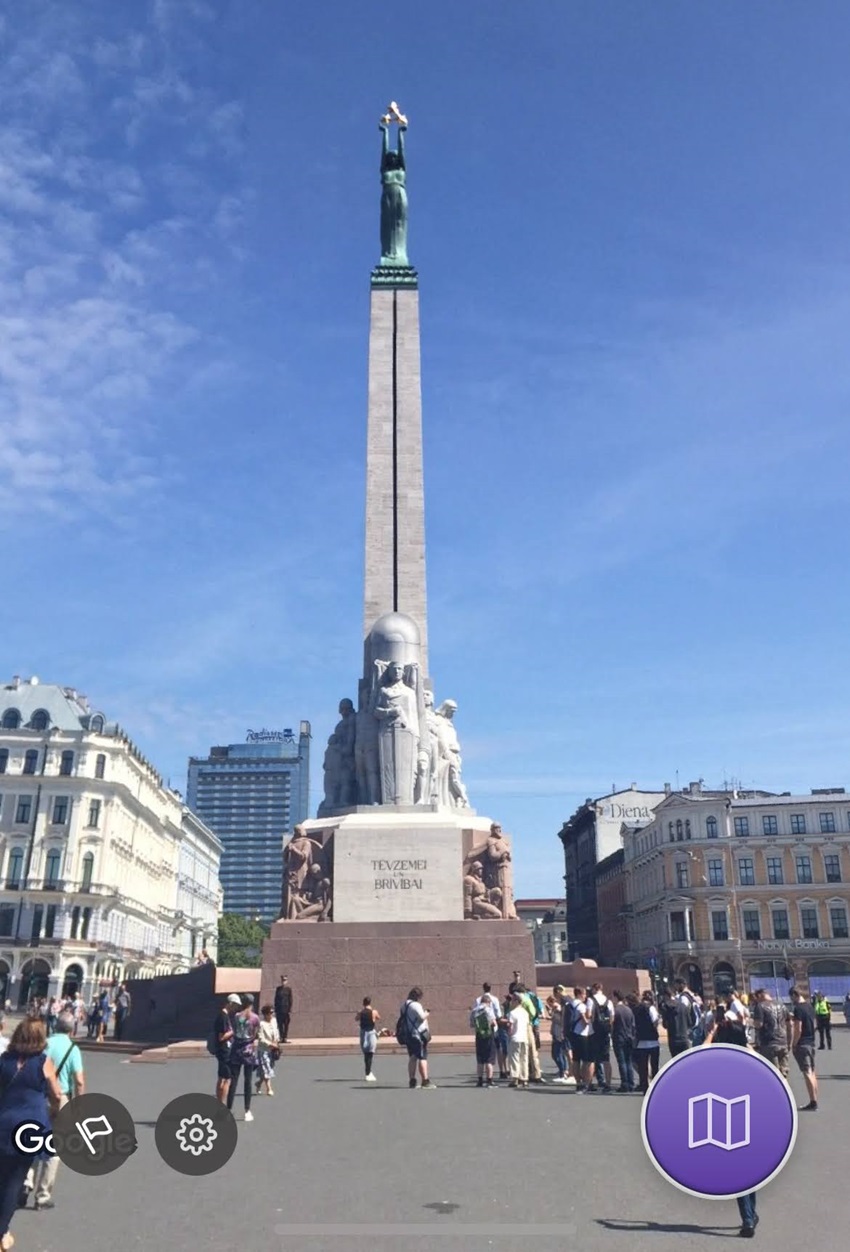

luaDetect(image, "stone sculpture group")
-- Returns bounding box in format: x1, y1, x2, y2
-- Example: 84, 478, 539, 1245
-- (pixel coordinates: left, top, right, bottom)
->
318, 613, 471, 816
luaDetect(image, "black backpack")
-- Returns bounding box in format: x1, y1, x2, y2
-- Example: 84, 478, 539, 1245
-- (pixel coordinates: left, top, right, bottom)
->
593, 997, 613, 1029
395, 1001, 413, 1046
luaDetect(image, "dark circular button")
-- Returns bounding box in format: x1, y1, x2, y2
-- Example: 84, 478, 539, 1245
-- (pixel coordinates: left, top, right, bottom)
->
154, 1094, 237, 1176
52, 1094, 137, 1176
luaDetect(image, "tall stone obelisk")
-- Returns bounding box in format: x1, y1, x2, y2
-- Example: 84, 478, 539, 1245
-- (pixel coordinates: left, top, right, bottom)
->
363, 103, 428, 677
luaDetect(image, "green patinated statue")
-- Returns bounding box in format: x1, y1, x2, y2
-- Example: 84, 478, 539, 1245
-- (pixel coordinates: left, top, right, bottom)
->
378, 105, 409, 267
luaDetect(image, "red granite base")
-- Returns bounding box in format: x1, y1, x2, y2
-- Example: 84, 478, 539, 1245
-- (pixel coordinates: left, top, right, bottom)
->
260, 919, 536, 1038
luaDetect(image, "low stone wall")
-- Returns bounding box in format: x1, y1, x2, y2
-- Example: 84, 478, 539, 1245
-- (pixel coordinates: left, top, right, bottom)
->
536, 960, 651, 1000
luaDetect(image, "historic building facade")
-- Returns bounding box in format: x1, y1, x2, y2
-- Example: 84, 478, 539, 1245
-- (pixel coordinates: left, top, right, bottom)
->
0, 677, 223, 1006
622, 784, 850, 1000
559, 787, 667, 960
515, 898, 568, 964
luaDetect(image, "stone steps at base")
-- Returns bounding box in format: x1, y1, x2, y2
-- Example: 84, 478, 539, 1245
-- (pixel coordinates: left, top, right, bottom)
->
129, 1036, 481, 1063
76, 1039, 145, 1056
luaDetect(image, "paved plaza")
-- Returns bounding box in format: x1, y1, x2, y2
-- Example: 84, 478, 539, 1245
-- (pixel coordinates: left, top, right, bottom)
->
12, 1032, 848, 1252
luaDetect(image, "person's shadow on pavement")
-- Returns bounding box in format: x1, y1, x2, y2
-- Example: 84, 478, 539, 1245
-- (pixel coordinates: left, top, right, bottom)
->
597, 1218, 739, 1238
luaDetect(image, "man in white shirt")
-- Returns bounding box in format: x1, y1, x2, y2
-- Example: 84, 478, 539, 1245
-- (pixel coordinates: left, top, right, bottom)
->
570, 986, 595, 1091
590, 983, 615, 1092
401, 987, 436, 1090
507, 992, 529, 1087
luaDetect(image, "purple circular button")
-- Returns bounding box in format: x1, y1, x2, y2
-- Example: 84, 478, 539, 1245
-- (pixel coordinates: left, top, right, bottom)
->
641, 1045, 797, 1198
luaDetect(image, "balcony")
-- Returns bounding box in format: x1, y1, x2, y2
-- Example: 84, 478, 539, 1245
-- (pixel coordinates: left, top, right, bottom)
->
0, 879, 120, 899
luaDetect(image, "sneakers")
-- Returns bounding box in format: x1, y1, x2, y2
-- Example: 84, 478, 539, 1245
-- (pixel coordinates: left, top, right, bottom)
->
244, 1110, 254, 1122
34, 1201, 55, 1211
409, 1078, 417, 1089
420, 1080, 437, 1089
476, 1078, 484, 1087
800, 1101, 818, 1112
365, 1073, 377, 1083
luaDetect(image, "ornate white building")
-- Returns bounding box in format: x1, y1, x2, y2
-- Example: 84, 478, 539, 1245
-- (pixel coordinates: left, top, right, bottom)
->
0, 676, 223, 1006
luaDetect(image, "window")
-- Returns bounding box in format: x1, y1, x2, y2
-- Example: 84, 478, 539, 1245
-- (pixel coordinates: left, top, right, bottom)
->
706, 816, 718, 839
6, 848, 23, 890
91, 716, 104, 733
819, 812, 836, 834
44, 849, 61, 887
52, 796, 69, 825
44, 905, 56, 939
668, 822, 674, 843
675, 862, 690, 889
1, 709, 21, 729
712, 910, 729, 941
685, 819, 691, 840
790, 814, 806, 835
670, 912, 687, 942
81, 907, 92, 940
738, 857, 755, 886
796, 855, 813, 884
743, 909, 761, 940
59, 751, 74, 777
676, 819, 683, 842
30, 905, 42, 942
70, 906, 80, 940
15, 797, 32, 824
830, 906, 849, 939
87, 800, 101, 828
29, 710, 49, 731
772, 908, 790, 940
801, 907, 819, 939
22, 750, 38, 775
0, 749, 7, 774
95, 753, 106, 780
708, 859, 725, 887
766, 856, 784, 885
734, 816, 750, 837
81, 853, 94, 891
824, 854, 841, 883
0, 905, 14, 937
762, 815, 778, 835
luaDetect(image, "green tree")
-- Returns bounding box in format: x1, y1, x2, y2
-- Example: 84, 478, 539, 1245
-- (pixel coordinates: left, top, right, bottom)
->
217, 913, 270, 967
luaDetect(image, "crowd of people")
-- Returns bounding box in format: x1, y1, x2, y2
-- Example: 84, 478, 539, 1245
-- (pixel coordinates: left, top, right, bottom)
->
18, 985, 133, 1043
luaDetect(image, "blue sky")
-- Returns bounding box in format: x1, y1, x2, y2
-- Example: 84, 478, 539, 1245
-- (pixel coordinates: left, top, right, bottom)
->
3, 2, 850, 895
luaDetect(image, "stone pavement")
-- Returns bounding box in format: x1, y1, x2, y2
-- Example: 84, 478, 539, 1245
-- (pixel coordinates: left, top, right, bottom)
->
12, 1037, 850, 1252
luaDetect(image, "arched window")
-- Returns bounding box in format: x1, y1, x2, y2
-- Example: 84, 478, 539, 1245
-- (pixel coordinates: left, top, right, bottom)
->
0, 749, 7, 774
1, 709, 21, 729
90, 715, 104, 733
668, 822, 674, 843
95, 754, 106, 780
29, 710, 49, 731
685, 819, 692, 840
706, 815, 718, 838
6, 848, 24, 889
23, 749, 38, 776
44, 850, 62, 888
81, 853, 94, 892
59, 751, 74, 777
676, 819, 684, 842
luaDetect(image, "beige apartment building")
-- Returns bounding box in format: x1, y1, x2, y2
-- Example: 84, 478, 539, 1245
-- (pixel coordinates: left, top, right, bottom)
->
621, 783, 850, 1001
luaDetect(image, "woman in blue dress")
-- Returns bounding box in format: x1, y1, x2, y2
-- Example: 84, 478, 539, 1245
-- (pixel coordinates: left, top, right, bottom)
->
0, 1019, 63, 1249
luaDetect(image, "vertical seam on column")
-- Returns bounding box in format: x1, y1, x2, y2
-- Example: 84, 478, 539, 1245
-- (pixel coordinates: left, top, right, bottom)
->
392, 289, 399, 612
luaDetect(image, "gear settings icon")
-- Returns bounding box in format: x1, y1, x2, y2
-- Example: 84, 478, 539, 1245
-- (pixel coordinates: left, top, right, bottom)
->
175, 1113, 218, 1157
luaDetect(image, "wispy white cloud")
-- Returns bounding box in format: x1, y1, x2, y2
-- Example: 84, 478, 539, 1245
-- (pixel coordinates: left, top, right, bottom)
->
0, 4, 248, 520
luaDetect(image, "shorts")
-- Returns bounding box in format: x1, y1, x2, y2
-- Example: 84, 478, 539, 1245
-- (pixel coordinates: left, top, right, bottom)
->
216, 1053, 231, 1080
475, 1034, 496, 1065
592, 1030, 611, 1064
571, 1035, 591, 1064
794, 1044, 816, 1074
407, 1036, 428, 1061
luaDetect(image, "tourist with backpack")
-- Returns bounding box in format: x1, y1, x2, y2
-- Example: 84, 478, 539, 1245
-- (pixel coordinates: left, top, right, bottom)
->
514, 984, 546, 1084
589, 983, 615, 1092
661, 985, 693, 1058
397, 987, 435, 1090
494, 991, 511, 1080
631, 991, 661, 1094
469, 987, 498, 1087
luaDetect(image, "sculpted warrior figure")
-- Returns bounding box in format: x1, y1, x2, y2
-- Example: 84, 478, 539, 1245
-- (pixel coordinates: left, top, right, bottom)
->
289, 863, 332, 922
415, 688, 439, 805
467, 823, 517, 920
282, 827, 327, 919
318, 698, 357, 814
372, 660, 420, 805
434, 699, 470, 810
463, 859, 503, 920
378, 107, 409, 266
355, 682, 380, 805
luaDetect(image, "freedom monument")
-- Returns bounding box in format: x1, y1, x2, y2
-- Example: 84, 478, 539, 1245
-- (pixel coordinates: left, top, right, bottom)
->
261, 106, 533, 1035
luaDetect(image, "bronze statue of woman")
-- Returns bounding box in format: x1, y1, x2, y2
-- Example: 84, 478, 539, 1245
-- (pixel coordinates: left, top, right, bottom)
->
379, 120, 408, 266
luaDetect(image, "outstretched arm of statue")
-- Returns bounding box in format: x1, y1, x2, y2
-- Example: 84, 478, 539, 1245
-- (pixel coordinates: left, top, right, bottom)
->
397, 126, 406, 165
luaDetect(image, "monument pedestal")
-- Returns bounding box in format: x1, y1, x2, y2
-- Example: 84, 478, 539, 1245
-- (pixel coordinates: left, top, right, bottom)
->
260, 918, 534, 1038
